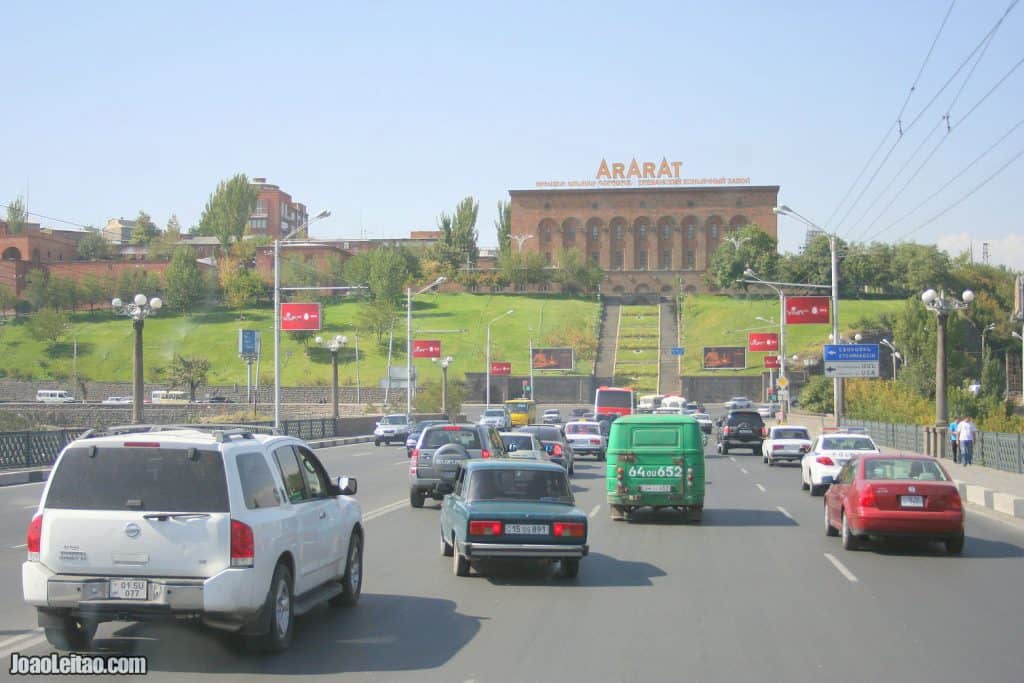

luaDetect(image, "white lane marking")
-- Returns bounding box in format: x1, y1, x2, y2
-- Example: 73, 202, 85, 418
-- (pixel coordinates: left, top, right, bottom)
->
0, 628, 44, 653
22, 505, 38, 509
755, 483, 766, 492
0, 481, 46, 490
363, 499, 407, 521
589, 505, 600, 518
740, 467, 749, 475
729, 456, 736, 463
395, 461, 412, 466
776, 506, 795, 521
10, 543, 26, 549
824, 553, 859, 583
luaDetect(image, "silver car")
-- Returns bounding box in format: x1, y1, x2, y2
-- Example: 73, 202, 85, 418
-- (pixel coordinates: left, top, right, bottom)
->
478, 407, 512, 430
409, 424, 505, 508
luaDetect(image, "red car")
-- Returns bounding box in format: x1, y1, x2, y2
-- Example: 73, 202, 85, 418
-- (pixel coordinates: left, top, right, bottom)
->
824, 455, 964, 554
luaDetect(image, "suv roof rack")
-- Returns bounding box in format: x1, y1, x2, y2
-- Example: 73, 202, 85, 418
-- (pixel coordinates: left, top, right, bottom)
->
79, 424, 281, 441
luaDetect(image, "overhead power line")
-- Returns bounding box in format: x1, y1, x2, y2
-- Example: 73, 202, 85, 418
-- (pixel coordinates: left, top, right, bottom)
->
0, 203, 92, 230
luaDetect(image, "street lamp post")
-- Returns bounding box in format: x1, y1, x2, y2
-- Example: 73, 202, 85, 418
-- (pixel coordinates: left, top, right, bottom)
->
432, 355, 454, 418
746, 270, 788, 420
407, 277, 447, 417
486, 310, 515, 407
981, 323, 996, 361
112, 293, 163, 424
274, 209, 331, 429
922, 288, 974, 427
880, 338, 902, 382
315, 335, 347, 422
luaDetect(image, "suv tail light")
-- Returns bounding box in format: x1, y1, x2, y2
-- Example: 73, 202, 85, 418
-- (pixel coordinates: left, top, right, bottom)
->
858, 485, 877, 508
469, 520, 502, 536
481, 449, 491, 459
816, 456, 835, 466
410, 451, 418, 475
26, 513, 42, 561
230, 519, 255, 567
761, 426, 768, 438
553, 522, 585, 537
616, 467, 624, 480
723, 426, 731, 436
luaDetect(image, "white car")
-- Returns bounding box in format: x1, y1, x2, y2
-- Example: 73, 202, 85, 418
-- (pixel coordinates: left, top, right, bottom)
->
724, 396, 752, 410
756, 404, 775, 419
498, 431, 549, 461
762, 425, 812, 466
23, 425, 364, 653
563, 420, 607, 460
100, 396, 133, 405
801, 431, 881, 496
478, 408, 512, 430
374, 414, 411, 446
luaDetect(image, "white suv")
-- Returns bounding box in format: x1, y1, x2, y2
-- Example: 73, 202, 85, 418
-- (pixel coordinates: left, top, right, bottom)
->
22, 426, 364, 653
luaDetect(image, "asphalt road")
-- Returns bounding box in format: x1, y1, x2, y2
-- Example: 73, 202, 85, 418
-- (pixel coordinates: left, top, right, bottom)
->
1, 435, 1023, 681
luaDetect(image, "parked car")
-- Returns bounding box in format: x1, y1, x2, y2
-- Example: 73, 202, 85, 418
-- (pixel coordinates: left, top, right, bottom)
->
716, 409, 766, 455
498, 432, 549, 461
563, 420, 606, 460
478, 407, 512, 430
761, 425, 812, 466
100, 396, 132, 405
802, 431, 881, 496
439, 460, 588, 578
542, 409, 562, 425
406, 419, 450, 457
409, 424, 505, 507
374, 414, 411, 446
23, 425, 364, 653
724, 396, 753, 410
516, 424, 575, 474
824, 455, 964, 553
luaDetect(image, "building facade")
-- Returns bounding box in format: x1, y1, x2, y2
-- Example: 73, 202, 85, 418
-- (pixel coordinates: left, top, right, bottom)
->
508, 186, 780, 294
101, 217, 136, 245
247, 177, 308, 239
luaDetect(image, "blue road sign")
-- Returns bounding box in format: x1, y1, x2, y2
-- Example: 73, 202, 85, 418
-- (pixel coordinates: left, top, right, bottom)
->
823, 344, 879, 362
670, 347, 685, 356
239, 329, 260, 356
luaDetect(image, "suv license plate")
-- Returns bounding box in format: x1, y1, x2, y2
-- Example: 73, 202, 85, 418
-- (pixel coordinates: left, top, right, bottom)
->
109, 579, 148, 600
901, 495, 924, 508
505, 524, 549, 535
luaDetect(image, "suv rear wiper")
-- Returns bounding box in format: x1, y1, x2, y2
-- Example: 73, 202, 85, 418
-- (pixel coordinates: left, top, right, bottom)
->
142, 513, 211, 521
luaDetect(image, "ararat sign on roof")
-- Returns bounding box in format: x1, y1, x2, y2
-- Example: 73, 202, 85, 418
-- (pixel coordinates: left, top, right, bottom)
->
535, 157, 751, 189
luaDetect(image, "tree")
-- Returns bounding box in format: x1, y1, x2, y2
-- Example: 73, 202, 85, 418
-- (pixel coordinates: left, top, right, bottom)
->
5, 196, 26, 234
27, 308, 69, 350
118, 269, 163, 300
23, 270, 50, 309
77, 229, 112, 260
0, 285, 14, 316
130, 210, 159, 246
79, 275, 107, 310
161, 355, 211, 402
148, 216, 183, 260
498, 250, 548, 288
197, 173, 258, 249
166, 214, 182, 234
164, 246, 205, 313
356, 300, 399, 345
704, 224, 778, 289
429, 196, 480, 273
220, 267, 264, 310
798, 375, 834, 414
368, 247, 414, 302
495, 200, 511, 256
553, 248, 603, 295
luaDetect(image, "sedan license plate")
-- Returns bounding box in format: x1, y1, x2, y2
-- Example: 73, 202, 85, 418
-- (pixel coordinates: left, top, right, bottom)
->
901, 495, 924, 508
640, 484, 673, 493
109, 579, 148, 600
505, 524, 549, 535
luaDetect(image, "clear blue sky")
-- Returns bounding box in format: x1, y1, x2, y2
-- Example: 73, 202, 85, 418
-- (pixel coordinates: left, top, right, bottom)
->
4, 1, 1022, 266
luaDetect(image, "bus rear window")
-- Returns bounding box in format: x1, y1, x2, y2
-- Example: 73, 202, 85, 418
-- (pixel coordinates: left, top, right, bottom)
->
597, 391, 633, 408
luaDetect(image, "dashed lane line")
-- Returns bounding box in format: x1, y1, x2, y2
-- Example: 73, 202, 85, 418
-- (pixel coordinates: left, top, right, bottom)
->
740, 467, 749, 475
363, 499, 408, 521
10, 543, 26, 549
755, 483, 766, 492
729, 456, 737, 463
589, 505, 600, 518
776, 506, 795, 522
824, 553, 859, 583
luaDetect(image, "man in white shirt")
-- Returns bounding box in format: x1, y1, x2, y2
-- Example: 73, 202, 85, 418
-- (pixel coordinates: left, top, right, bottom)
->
956, 416, 976, 466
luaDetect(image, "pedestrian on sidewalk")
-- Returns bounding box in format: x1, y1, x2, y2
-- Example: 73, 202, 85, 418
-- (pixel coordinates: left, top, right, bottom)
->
949, 416, 961, 463
956, 416, 976, 466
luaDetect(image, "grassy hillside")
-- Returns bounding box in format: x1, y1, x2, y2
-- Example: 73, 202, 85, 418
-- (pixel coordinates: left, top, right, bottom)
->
1, 294, 599, 386
614, 305, 660, 391
681, 295, 906, 376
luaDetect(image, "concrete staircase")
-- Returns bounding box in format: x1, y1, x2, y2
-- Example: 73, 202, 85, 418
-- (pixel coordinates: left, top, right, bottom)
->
594, 301, 620, 383
658, 300, 679, 395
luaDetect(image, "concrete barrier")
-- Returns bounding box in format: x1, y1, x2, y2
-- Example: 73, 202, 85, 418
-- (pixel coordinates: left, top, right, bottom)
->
992, 492, 1024, 518
964, 484, 994, 508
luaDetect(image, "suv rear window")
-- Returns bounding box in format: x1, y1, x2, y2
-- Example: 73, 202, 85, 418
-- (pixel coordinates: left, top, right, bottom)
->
728, 412, 763, 426
422, 427, 482, 450
46, 446, 229, 512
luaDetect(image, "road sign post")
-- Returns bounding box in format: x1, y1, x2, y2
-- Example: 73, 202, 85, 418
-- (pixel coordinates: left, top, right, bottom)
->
822, 344, 880, 378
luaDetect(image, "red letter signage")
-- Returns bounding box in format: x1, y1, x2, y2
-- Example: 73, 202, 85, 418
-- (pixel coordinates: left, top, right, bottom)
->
412, 340, 441, 358
785, 296, 831, 325
748, 332, 779, 352
490, 361, 511, 376
280, 303, 322, 331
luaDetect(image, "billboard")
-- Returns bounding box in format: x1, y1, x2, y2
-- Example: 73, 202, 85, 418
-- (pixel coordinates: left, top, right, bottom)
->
280, 303, 322, 331
785, 296, 831, 325
412, 340, 441, 358
764, 355, 780, 369
748, 332, 779, 352
490, 361, 511, 376
702, 346, 746, 370
531, 347, 574, 370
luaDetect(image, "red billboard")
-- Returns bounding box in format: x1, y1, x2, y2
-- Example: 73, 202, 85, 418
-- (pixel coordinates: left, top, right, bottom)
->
490, 361, 511, 376
531, 348, 574, 370
764, 355, 780, 369
280, 303, 322, 331
702, 346, 746, 370
748, 332, 779, 352
412, 340, 441, 358
785, 296, 831, 325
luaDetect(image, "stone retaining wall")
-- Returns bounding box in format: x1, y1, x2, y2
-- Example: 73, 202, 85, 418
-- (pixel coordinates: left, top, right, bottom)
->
0, 380, 386, 405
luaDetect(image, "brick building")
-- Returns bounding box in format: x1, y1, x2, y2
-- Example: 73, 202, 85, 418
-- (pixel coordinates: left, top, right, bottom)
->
0, 221, 83, 295
247, 177, 308, 239
508, 186, 780, 294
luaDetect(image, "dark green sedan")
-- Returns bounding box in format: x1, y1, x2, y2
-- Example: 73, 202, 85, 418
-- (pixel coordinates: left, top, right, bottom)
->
439, 460, 589, 578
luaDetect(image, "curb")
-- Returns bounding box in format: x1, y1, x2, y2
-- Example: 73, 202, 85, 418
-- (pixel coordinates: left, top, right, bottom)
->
954, 481, 1024, 521
308, 435, 376, 449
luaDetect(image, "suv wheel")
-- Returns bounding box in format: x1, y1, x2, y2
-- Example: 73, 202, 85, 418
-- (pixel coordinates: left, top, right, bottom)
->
374, 439, 381, 447
330, 533, 363, 607
44, 616, 97, 651
247, 563, 294, 653
410, 489, 425, 508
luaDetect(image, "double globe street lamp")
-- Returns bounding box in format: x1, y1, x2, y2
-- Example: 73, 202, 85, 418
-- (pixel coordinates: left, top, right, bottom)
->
921, 288, 974, 427
431, 355, 454, 418
112, 293, 162, 424
315, 334, 347, 422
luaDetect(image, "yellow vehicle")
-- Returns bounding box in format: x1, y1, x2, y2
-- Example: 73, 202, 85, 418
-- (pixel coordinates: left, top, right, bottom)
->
504, 399, 537, 427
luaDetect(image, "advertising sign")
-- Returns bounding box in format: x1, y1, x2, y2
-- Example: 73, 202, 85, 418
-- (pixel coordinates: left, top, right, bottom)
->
748, 332, 779, 352
238, 329, 260, 356
702, 346, 746, 370
531, 347, 574, 370
280, 303, 322, 331
412, 340, 441, 359
490, 361, 511, 376
784, 296, 831, 325
764, 355, 780, 369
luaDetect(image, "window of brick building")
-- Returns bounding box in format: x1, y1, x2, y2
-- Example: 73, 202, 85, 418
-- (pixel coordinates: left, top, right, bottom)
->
614, 225, 623, 240
565, 225, 575, 242
661, 225, 670, 240
686, 250, 696, 269
613, 251, 624, 270
660, 250, 671, 270
687, 225, 696, 240
590, 226, 599, 240
638, 225, 647, 239
545, 252, 552, 264
710, 224, 719, 239
637, 251, 648, 270
589, 251, 600, 264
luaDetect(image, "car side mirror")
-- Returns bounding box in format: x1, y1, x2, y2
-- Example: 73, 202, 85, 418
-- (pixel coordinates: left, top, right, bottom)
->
335, 476, 358, 496
821, 475, 834, 486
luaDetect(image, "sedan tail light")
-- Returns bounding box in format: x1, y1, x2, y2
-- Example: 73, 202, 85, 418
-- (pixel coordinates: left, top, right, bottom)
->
481, 449, 491, 459
553, 522, 585, 537
469, 520, 502, 536
816, 456, 835, 466
772, 444, 784, 451
858, 486, 877, 508
761, 426, 768, 438
230, 519, 255, 567
26, 513, 42, 562
948, 490, 963, 511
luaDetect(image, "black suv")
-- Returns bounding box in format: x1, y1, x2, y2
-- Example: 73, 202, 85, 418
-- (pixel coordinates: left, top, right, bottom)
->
717, 409, 766, 454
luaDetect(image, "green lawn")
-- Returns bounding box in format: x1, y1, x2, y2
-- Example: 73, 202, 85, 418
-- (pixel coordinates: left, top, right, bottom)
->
614, 304, 661, 391
1, 294, 599, 386
680, 295, 906, 376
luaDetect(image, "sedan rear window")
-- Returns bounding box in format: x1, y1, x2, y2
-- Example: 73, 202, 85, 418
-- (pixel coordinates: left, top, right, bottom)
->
566, 423, 600, 435
822, 437, 877, 451
773, 428, 810, 440
380, 416, 407, 425
468, 468, 572, 503
501, 434, 535, 451
864, 459, 948, 481
423, 428, 482, 450
46, 446, 229, 512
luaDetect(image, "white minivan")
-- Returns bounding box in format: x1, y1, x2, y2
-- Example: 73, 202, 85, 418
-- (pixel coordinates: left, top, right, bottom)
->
36, 390, 75, 403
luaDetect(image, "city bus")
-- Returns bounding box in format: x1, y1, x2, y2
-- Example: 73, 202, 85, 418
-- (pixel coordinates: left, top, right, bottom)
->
504, 399, 537, 427
594, 386, 636, 419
